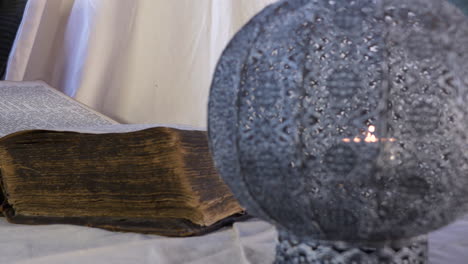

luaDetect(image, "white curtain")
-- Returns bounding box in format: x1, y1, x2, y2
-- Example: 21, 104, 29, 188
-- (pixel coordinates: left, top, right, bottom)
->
6, 0, 276, 128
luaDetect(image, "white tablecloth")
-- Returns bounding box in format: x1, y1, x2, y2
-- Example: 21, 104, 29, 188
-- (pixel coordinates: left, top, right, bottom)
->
0, 215, 468, 264
0, 219, 276, 264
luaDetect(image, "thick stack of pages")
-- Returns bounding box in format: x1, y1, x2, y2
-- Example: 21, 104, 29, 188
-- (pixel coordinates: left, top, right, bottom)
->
0, 81, 244, 236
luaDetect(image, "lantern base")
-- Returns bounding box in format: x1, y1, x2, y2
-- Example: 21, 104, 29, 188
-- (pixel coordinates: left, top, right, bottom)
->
275, 229, 428, 264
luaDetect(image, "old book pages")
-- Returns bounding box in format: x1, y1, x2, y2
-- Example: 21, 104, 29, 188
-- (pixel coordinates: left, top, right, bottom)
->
0, 81, 117, 137
0, 81, 244, 236
0, 81, 202, 135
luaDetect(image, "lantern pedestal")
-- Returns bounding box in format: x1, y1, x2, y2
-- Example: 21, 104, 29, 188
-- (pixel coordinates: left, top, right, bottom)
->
275, 229, 428, 264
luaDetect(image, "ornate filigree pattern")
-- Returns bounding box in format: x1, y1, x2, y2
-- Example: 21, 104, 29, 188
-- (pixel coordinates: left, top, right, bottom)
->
209, 0, 468, 245
275, 230, 428, 264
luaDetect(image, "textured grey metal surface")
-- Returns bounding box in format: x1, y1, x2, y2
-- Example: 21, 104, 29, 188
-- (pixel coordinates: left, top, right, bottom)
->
275, 230, 427, 264
208, 0, 468, 245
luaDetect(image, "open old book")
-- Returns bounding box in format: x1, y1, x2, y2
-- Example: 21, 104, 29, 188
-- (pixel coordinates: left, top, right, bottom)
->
0, 81, 244, 236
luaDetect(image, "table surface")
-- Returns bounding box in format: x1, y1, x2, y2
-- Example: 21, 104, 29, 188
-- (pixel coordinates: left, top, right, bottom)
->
0, 215, 466, 264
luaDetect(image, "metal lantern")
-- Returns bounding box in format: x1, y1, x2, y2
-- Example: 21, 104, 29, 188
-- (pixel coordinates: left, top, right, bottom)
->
208, 0, 468, 263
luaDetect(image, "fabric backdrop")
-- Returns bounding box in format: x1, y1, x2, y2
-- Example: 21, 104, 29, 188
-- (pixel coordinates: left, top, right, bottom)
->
5, 0, 276, 128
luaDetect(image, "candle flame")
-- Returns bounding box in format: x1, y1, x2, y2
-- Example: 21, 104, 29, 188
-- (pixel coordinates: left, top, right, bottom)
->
365, 134, 379, 143
364, 125, 378, 143
342, 125, 397, 143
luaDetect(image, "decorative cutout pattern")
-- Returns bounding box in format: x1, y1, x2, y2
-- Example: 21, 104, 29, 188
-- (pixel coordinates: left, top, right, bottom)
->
209, 0, 468, 244
275, 230, 428, 264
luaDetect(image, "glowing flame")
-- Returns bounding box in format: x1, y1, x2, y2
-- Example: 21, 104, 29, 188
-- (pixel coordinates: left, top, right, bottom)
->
342, 125, 397, 143
364, 125, 378, 143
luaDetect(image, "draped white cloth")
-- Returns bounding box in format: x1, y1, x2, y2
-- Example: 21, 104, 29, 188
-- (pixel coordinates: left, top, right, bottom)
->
6, 0, 276, 127
0, 219, 277, 264
1, 216, 468, 264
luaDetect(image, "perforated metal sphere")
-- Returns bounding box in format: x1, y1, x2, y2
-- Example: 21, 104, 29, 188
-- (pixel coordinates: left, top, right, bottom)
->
208, 0, 468, 242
